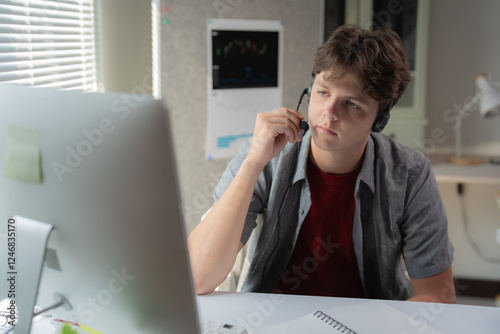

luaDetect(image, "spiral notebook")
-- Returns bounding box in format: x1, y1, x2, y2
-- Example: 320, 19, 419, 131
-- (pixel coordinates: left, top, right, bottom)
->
255, 300, 443, 334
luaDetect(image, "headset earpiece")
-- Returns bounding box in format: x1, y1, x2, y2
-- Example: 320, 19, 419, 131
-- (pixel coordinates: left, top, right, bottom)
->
372, 99, 394, 133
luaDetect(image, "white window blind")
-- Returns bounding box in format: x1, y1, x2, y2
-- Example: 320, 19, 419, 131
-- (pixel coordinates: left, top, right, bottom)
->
0, 0, 98, 91
151, 0, 160, 99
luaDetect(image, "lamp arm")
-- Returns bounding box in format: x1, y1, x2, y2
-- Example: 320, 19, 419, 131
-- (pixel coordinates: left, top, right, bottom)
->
454, 93, 481, 159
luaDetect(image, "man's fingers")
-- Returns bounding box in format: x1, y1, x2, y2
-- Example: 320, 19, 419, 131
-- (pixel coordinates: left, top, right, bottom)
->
258, 108, 304, 141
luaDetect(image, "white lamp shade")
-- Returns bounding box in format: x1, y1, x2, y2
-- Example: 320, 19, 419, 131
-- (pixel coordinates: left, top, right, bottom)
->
476, 74, 500, 117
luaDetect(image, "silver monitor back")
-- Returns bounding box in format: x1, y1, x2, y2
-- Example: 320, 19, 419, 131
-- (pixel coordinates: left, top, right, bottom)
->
0, 84, 200, 334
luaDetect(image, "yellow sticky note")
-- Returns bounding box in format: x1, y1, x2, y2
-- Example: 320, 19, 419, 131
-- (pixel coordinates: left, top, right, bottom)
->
79, 323, 107, 334
4, 126, 42, 183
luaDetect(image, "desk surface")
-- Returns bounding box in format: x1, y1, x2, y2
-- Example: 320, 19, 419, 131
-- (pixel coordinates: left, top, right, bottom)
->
429, 154, 500, 184
6, 292, 500, 333
197, 291, 500, 333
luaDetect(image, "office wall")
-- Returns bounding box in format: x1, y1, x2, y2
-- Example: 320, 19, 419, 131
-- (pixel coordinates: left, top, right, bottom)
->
161, 0, 321, 232
426, 0, 500, 282
426, 0, 500, 156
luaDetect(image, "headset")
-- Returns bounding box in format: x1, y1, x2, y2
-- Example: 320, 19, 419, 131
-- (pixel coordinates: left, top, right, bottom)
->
295, 83, 394, 133
371, 99, 394, 133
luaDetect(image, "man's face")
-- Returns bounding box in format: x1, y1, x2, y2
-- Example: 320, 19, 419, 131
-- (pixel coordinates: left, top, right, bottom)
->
307, 71, 379, 154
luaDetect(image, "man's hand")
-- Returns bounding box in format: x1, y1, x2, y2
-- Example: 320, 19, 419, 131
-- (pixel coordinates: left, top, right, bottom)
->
246, 107, 305, 170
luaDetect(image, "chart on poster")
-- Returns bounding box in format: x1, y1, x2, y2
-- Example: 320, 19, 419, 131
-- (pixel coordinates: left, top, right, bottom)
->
206, 19, 283, 159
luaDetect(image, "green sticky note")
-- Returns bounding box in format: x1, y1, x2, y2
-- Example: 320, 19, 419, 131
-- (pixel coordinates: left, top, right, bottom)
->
4, 126, 42, 183
60, 324, 78, 334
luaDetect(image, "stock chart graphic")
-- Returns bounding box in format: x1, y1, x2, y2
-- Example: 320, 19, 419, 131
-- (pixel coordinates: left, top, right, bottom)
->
212, 30, 279, 89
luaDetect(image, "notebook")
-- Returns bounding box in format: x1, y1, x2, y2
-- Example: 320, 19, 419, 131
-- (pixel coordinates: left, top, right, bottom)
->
255, 300, 443, 334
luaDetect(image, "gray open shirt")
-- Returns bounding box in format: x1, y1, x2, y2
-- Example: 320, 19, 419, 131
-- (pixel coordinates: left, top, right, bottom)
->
213, 131, 454, 300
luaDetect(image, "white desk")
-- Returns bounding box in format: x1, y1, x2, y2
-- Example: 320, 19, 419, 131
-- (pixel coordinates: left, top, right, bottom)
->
5, 292, 500, 333
197, 291, 500, 333
429, 154, 500, 184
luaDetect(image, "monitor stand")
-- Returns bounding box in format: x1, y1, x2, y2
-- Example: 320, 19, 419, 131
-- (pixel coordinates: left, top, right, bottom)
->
10, 216, 53, 334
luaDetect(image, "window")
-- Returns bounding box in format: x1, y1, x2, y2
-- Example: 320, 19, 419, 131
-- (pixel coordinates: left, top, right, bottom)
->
336, 0, 430, 150
151, 0, 161, 99
323, 0, 345, 43
0, 0, 99, 91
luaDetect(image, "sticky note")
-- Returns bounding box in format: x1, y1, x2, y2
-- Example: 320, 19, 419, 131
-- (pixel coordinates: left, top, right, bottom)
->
4, 126, 42, 183
60, 324, 78, 334
80, 323, 107, 334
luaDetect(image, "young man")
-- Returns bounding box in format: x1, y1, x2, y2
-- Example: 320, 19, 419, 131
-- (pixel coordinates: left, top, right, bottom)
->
188, 25, 455, 302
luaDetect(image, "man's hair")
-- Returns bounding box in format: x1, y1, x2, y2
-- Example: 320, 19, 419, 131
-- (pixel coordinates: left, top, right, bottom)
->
312, 24, 411, 110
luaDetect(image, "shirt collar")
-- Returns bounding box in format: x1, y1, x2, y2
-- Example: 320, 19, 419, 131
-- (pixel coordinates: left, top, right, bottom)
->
290, 130, 375, 193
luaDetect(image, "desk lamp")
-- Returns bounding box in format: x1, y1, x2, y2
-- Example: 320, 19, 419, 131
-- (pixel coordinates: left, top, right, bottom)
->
448, 73, 500, 165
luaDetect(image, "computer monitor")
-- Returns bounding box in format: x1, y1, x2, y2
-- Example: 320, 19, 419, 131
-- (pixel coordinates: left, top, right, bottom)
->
0, 85, 200, 334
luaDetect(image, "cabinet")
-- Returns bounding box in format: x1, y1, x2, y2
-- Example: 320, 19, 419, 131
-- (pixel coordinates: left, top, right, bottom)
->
322, 0, 430, 149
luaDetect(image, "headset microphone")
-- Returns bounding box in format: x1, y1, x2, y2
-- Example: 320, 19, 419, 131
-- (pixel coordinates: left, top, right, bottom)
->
296, 86, 311, 132
300, 120, 309, 132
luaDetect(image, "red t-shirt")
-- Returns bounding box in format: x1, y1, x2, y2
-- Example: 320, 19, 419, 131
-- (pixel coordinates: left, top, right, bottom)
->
274, 159, 365, 298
